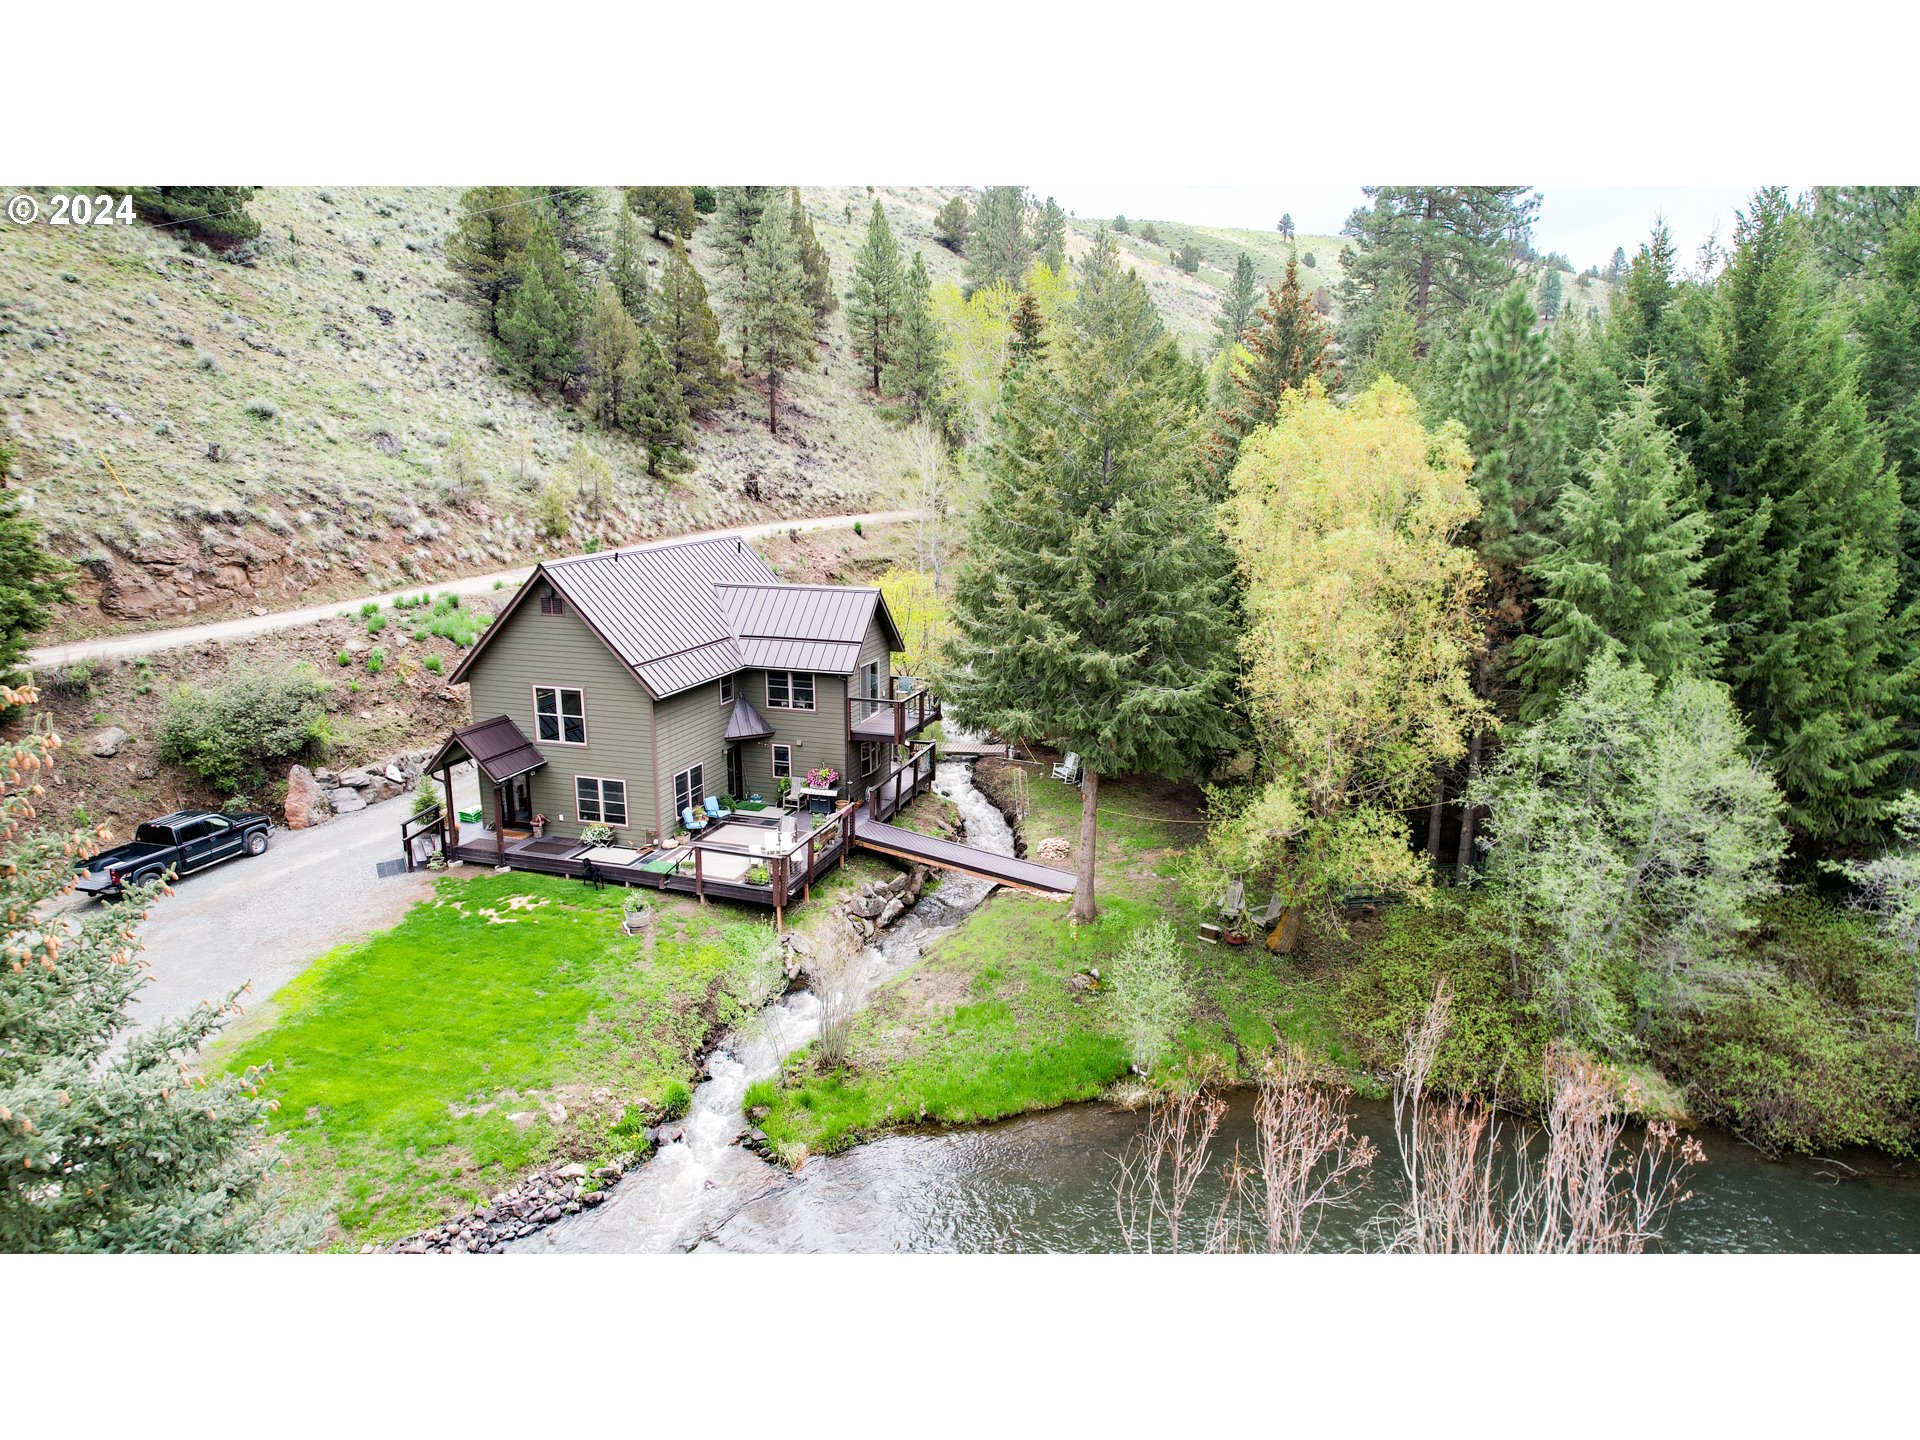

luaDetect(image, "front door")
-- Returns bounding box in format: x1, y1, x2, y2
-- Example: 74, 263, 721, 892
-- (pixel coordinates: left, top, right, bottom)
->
727, 745, 745, 803
502, 774, 533, 829
865, 660, 882, 699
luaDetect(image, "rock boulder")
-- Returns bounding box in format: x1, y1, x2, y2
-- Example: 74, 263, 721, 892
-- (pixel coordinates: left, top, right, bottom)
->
285, 765, 330, 829
89, 726, 129, 758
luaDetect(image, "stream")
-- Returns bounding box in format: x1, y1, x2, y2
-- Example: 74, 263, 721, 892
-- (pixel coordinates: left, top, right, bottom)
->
514, 755, 1920, 1255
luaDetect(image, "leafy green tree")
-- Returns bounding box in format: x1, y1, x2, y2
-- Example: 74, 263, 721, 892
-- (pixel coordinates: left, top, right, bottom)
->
1214, 252, 1259, 352
1665, 188, 1911, 847
933, 195, 970, 254
1208, 254, 1340, 484
447, 185, 537, 338
606, 205, 652, 322
0, 483, 73, 682
118, 186, 260, 249
1511, 384, 1720, 718
966, 186, 1031, 293
1109, 921, 1194, 1074
1036, 195, 1068, 272
849, 199, 904, 391
158, 665, 328, 793
1829, 791, 1920, 1043
495, 219, 581, 386
627, 185, 695, 241
0, 684, 313, 1251
652, 243, 734, 419
885, 250, 946, 425
738, 194, 816, 434
1337, 186, 1539, 352
946, 233, 1237, 920
1538, 266, 1564, 322
788, 189, 836, 332
1472, 653, 1786, 1052
1853, 198, 1920, 606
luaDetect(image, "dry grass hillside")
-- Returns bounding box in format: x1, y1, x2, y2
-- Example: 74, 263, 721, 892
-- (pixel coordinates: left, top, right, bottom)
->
0, 185, 966, 636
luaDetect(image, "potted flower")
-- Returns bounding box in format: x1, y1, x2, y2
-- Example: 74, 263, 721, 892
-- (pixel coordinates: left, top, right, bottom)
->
805, 766, 840, 792
580, 822, 614, 848
531, 812, 548, 839
746, 862, 771, 886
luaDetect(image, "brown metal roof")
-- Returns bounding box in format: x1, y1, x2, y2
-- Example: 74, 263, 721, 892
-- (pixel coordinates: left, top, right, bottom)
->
430, 714, 547, 787
725, 694, 776, 741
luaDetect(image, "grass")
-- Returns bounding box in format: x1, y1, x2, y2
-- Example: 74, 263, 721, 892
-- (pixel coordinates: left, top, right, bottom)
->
406, 591, 491, 647
221, 872, 774, 1245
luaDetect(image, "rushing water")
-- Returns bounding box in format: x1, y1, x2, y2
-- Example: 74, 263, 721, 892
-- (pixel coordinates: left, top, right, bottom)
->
515, 755, 1920, 1256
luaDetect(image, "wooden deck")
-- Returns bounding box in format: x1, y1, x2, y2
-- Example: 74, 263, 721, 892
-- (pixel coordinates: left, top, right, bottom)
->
852, 818, 1075, 895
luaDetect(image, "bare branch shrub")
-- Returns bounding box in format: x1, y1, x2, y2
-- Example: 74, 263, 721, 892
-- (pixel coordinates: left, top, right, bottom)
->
807, 917, 870, 1071
1115, 1083, 1226, 1254
1219, 1048, 1378, 1253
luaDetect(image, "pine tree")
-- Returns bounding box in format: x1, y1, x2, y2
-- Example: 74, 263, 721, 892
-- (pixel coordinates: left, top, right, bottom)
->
1854, 198, 1920, 607
848, 199, 904, 391
119, 186, 261, 249
539, 186, 606, 260
0, 490, 72, 682
712, 186, 768, 273
628, 331, 692, 476
1214, 252, 1259, 352
495, 218, 581, 386
1605, 245, 1629, 284
584, 280, 691, 473
1208, 254, 1340, 483
1278, 213, 1295, 240
886, 250, 946, 424
788, 189, 836, 333
1511, 384, 1720, 718
947, 232, 1237, 921
606, 206, 652, 322
652, 243, 733, 419
1009, 290, 1046, 366
1336, 186, 1539, 354
738, 194, 815, 434
1665, 188, 1912, 846
627, 185, 696, 241
966, 186, 1030, 293
934, 195, 970, 255
0, 684, 312, 1251
1353, 278, 1422, 393
447, 185, 537, 338
1035, 195, 1068, 272
1539, 266, 1564, 322
1809, 185, 1920, 279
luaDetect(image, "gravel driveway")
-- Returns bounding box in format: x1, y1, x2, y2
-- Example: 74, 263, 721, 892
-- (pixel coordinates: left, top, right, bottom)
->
113, 793, 441, 1044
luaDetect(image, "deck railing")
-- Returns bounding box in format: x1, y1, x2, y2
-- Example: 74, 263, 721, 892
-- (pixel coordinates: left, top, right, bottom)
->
401, 805, 445, 872
867, 741, 937, 821
846, 675, 942, 744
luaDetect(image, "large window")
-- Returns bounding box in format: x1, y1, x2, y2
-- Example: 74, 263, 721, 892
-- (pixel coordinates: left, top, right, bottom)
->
771, 744, 792, 780
674, 764, 705, 819
575, 776, 628, 826
534, 686, 585, 745
765, 671, 815, 711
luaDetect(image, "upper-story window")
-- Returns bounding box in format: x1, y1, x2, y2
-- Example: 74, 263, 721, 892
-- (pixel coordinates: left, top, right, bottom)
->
720, 674, 735, 705
766, 671, 815, 711
539, 588, 565, 616
534, 685, 586, 745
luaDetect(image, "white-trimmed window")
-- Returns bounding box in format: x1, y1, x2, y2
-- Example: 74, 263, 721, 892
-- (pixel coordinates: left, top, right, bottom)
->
771, 744, 792, 780
860, 742, 881, 777
765, 671, 815, 711
719, 674, 735, 704
534, 686, 585, 745
575, 776, 628, 826
674, 764, 705, 819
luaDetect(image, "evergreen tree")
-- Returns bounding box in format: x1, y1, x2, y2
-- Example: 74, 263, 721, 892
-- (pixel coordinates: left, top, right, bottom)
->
627, 330, 692, 476
1665, 188, 1911, 846
1208, 254, 1340, 483
1278, 213, 1295, 240
652, 244, 734, 419
1176, 243, 1202, 274
1809, 186, 1920, 279
1511, 384, 1721, 718
584, 281, 690, 473
1353, 278, 1422, 394
495, 217, 582, 386
1214, 251, 1259, 352
627, 185, 696, 241
848, 199, 904, 391
1009, 290, 1046, 366
606, 206, 652, 323
712, 186, 769, 273
1853, 198, 1920, 606
786, 188, 836, 333
0, 684, 313, 1251
1036, 195, 1068, 271
738, 194, 815, 434
946, 232, 1237, 921
1605, 246, 1629, 284
886, 250, 946, 425
540, 186, 605, 260
1113, 214, 1130, 234
0, 486, 73, 683
934, 195, 971, 255
447, 185, 537, 338
1539, 266, 1564, 322
966, 186, 1030, 293
1336, 186, 1539, 353
118, 186, 260, 249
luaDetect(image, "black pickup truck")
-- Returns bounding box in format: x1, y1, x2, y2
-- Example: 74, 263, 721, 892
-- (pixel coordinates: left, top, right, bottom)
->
73, 808, 274, 899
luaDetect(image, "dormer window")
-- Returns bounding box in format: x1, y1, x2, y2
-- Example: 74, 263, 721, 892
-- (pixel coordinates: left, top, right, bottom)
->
539, 588, 564, 616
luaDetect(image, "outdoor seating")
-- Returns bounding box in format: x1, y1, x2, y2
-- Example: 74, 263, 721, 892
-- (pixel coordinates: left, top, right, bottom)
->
704, 795, 733, 821
1253, 893, 1285, 930
681, 806, 708, 834
1052, 752, 1083, 785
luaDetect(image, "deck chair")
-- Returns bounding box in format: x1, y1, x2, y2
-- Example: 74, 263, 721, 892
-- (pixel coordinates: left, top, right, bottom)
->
1253, 893, 1285, 930
704, 795, 733, 821
1219, 879, 1248, 925
681, 806, 708, 834
1052, 752, 1083, 785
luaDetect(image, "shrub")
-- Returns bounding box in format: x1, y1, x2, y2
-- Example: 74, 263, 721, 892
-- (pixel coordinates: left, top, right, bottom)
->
243, 397, 278, 419
422, 653, 445, 675
747, 863, 771, 886
1108, 920, 1194, 1075
1302, 252, 1317, 268
659, 1079, 693, 1122
336, 649, 351, 667
853, 520, 863, 536
157, 665, 328, 793
411, 781, 442, 819
580, 823, 614, 847
365, 612, 388, 636
365, 648, 385, 675
359, 602, 379, 618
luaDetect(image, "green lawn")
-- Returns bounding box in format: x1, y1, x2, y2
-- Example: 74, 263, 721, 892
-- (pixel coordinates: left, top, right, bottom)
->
222, 872, 772, 1245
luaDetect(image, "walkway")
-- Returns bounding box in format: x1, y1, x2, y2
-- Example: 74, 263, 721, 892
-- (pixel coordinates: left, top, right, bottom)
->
852, 818, 1075, 896
30, 508, 923, 668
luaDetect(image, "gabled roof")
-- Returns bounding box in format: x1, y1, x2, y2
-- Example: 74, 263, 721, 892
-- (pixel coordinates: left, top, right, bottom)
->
450, 532, 907, 701
725, 694, 776, 741
429, 715, 547, 786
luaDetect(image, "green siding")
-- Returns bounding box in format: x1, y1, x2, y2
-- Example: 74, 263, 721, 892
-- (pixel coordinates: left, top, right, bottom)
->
654, 682, 733, 832
465, 598, 657, 842
731, 669, 850, 807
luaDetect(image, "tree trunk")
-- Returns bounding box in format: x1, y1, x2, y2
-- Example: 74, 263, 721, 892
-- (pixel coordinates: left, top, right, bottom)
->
1265, 906, 1303, 955
1454, 724, 1483, 882
1426, 764, 1446, 862
767, 364, 779, 435
1072, 767, 1099, 923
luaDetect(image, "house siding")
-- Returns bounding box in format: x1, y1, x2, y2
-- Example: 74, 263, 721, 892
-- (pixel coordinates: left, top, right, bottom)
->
730, 669, 850, 806
653, 680, 734, 832
465, 598, 658, 842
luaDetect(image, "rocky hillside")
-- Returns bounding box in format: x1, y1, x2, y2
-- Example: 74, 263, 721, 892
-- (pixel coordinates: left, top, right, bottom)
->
0, 185, 968, 637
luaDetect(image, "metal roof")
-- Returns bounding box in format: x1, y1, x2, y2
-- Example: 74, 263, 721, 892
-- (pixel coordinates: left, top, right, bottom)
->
429, 714, 548, 787
725, 694, 776, 741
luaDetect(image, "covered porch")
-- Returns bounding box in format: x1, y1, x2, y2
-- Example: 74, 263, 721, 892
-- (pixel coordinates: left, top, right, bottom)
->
407, 715, 551, 871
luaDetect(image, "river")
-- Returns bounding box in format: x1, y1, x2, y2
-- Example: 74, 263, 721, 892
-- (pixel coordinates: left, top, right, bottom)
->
515, 753, 1920, 1255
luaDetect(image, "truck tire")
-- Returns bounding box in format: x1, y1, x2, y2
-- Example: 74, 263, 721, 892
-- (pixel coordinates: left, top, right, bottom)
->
246, 830, 270, 857
133, 867, 164, 888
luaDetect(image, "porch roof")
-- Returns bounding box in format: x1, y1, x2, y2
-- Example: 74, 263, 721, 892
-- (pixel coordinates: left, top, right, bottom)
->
429, 714, 548, 788
725, 693, 776, 741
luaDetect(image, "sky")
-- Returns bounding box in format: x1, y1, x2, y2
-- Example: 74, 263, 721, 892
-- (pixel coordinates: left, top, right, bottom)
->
1034, 185, 1796, 273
